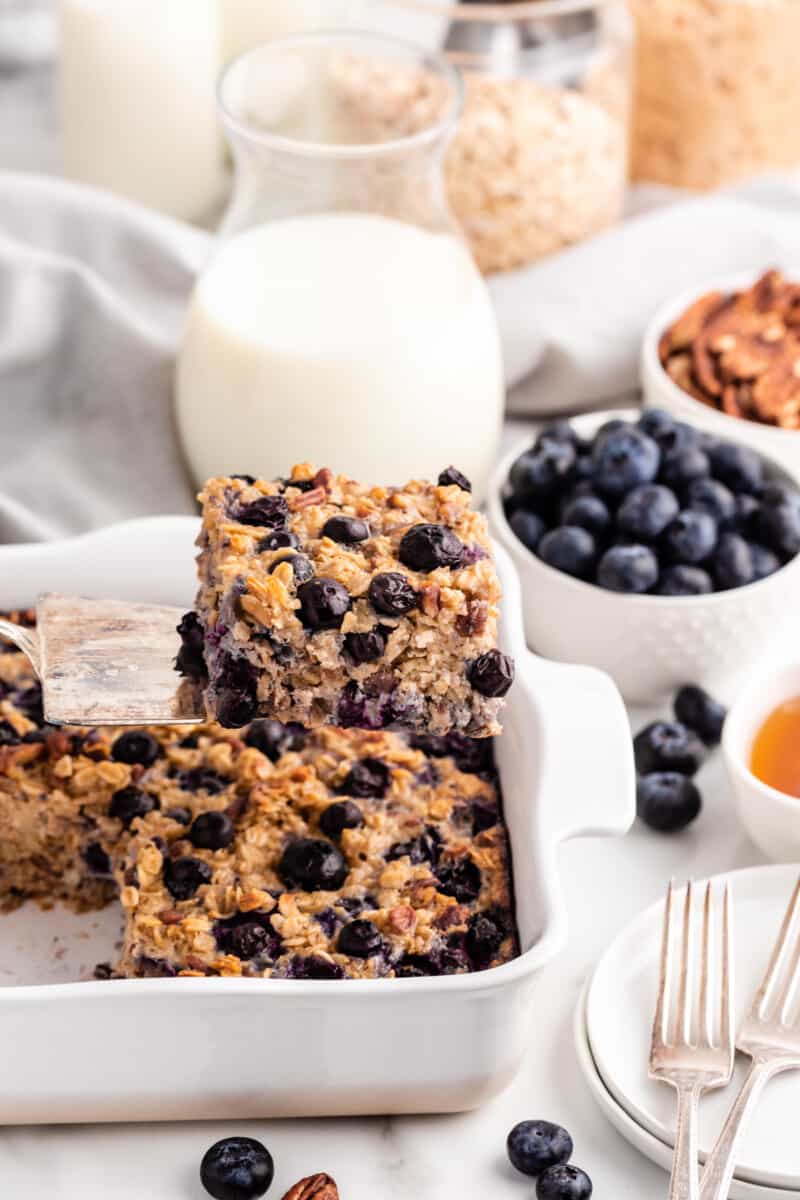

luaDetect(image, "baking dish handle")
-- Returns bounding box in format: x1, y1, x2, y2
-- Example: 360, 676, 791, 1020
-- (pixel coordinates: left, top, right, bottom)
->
523, 652, 636, 844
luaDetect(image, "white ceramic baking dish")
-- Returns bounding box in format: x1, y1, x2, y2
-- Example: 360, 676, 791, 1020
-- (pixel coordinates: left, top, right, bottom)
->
0, 517, 634, 1124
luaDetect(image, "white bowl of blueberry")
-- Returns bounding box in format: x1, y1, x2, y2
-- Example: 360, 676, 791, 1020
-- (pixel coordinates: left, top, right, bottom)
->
489, 408, 800, 703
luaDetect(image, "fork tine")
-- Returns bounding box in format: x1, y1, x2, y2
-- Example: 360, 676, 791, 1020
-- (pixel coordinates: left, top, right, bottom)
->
720, 881, 733, 1055
755, 876, 800, 1020
675, 882, 694, 1046
699, 881, 712, 1046
653, 880, 675, 1047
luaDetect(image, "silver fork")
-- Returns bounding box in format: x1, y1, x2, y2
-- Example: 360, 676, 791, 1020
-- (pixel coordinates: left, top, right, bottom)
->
700, 875, 800, 1200
650, 881, 734, 1200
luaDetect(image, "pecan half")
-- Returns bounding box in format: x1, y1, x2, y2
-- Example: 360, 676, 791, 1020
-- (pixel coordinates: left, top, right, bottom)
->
282, 1174, 339, 1200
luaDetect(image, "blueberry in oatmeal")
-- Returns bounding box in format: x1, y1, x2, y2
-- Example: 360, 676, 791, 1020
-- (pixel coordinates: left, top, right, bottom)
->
319, 800, 364, 838
257, 529, 299, 553
321, 515, 370, 544
298, 578, 351, 630
111, 730, 160, 767
278, 838, 349, 892
189, 811, 236, 851
398, 523, 464, 572
337, 919, 384, 958
438, 466, 472, 491
368, 572, 418, 616
164, 856, 213, 901
109, 786, 158, 827
200, 1136, 274, 1200
267, 553, 314, 583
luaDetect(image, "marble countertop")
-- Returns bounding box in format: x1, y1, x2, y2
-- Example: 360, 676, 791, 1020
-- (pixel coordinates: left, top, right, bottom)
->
0, 28, 772, 1200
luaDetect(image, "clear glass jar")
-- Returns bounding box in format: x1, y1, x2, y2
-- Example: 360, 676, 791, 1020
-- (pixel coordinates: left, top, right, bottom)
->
175, 31, 504, 501
372, 0, 633, 274
629, 0, 800, 190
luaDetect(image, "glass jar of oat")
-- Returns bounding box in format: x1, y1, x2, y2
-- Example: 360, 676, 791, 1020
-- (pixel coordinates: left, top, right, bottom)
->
371, 0, 633, 275
630, 0, 800, 190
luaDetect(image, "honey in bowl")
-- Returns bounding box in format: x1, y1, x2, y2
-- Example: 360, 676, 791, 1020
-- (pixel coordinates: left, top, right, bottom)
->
751, 697, 800, 798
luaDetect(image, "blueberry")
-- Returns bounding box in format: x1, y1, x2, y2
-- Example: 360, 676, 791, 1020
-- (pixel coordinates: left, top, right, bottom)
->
509, 442, 576, 502
507, 1120, 574, 1177
257, 529, 299, 554
395, 955, 438, 977
509, 509, 546, 553
84, 842, 111, 877
662, 510, 718, 564
164, 856, 213, 901
340, 757, 391, 798
445, 731, 496, 777
656, 565, 713, 596
175, 611, 206, 680
231, 474, 256, 485
617, 484, 679, 540
0, 720, 20, 747
596, 544, 658, 593
399, 524, 464, 572
337, 919, 384, 958
637, 772, 702, 832
755, 502, 800, 559
592, 427, 660, 496
190, 811, 235, 851
233, 495, 289, 529
287, 955, 345, 980
750, 542, 781, 581
109, 786, 158, 826
468, 649, 515, 698
638, 408, 676, 444
214, 653, 259, 728
200, 1136, 274, 1200
674, 685, 727, 746
279, 838, 348, 891
731, 493, 760, 536
535, 419, 583, 450
245, 718, 306, 762
166, 807, 192, 826
335, 682, 393, 730
298, 577, 351, 630
214, 912, 280, 962
179, 766, 228, 795
344, 626, 389, 664
708, 441, 763, 494
538, 527, 596, 580
594, 417, 627, 443
761, 481, 800, 512
686, 478, 736, 527
368, 572, 418, 616
267, 553, 314, 584
321, 515, 370, 543
466, 909, 507, 968
320, 800, 364, 838
437, 857, 482, 902
711, 532, 754, 590
438, 466, 472, 492
386, 827, 442, 866
537, 1164, 593, 1199
111, 730, 160, 767
633, 720, 705, 776
659, 445, 710, 490
561, 495, 612, 539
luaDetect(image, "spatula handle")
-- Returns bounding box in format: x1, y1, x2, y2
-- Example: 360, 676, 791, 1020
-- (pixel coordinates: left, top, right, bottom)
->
0, 620, 41, 675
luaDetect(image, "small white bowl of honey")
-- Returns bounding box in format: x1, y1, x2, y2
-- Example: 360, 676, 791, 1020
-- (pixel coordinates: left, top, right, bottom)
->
724, 664, 800, 860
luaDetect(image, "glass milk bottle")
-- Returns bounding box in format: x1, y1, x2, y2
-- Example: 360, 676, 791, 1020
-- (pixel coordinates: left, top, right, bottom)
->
175, 31, 504, 502
59, 0, 222, 222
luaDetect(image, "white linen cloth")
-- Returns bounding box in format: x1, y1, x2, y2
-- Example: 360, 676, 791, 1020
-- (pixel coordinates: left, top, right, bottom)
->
2, 168, 800, 543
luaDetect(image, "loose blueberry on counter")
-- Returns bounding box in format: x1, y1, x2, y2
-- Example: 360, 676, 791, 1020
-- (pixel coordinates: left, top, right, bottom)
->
596, 544, 658, 593
321, 515, 370, 544
617, 484, 678, 540
468, 649, 515, 698
320, 800, 364, 838
674, 684, 727, 746
338, 918, 384, 958
200, 1136, 275, 1200
750, 542, 781, 581
659, 444, 710, 490
711, 532, 754, 590
662, 510, 718, 564
368, 572, 418, 616
707, 441, 763, 494
245, 718, 307, 762
637, 772, 702, 832
398, 523, 464, 572
340, 757, 391, 798
507, 1120, 574, 1177
656, 564, 713, 596
190, 811, 236, 851
109, 786, 158, 826
267, 553, 314, 584
560, 495, 611, 540
297, 577, 351, 630
538, 527, 596, 580
592, 427, 660, 496
536, 1163, 593, 1199
438, 466, 472, 491
233, 495, 290, 530
633, 721, 705, 776
111, 730, 160, 767
164, 856, 213, 901
686, 477, 736, 527
509, 509, 546, 553
279, 838, 348, 891
509, 441, 576, 502
436, 857, 482, 902
344, 626, 389, 664
756, 501, 800, 558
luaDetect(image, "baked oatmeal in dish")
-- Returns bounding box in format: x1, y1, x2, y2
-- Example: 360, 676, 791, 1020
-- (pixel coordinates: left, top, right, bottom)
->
0, 616, 518, 980
184, 465, 514, 738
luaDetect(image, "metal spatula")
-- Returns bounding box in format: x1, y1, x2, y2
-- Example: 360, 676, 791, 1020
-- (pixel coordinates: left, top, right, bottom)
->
0, 595, 203, 727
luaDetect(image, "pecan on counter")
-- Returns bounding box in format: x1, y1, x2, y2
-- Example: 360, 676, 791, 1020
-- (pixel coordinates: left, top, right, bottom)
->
281, 1175, 339, 1200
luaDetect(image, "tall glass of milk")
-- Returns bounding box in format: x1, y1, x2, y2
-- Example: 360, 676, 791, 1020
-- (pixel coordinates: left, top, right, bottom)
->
59, 0, 223, 222
176, 31, 503, 501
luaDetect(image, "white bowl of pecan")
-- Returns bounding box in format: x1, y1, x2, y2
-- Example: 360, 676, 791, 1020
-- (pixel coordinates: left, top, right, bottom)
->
642, 269, 800, 478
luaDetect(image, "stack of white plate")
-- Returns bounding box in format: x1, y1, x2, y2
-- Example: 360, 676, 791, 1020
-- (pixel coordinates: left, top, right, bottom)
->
577, 864, 800, 1199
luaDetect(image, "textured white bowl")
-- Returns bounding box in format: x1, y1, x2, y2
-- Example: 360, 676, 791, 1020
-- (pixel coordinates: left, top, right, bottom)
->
641, 271, 800, 479
489, 409, 800, 705
723, 662, 800, 862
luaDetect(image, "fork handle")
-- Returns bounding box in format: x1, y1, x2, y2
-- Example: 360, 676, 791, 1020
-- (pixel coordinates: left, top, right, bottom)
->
699, 1058, 781, 1200
670, 1081, 702, 1200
